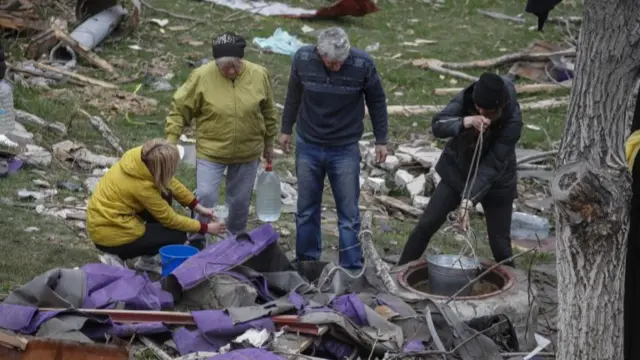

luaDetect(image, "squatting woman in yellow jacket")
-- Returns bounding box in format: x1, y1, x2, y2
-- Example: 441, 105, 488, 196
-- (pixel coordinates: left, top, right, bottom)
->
87, 139, 226, 272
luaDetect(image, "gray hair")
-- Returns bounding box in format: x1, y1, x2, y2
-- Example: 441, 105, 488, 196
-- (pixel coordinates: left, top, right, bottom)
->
215, 56, 242, 68
317, 27, 350, 62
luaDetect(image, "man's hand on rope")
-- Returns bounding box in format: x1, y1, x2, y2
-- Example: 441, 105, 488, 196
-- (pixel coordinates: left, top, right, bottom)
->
456, 199, 474, 232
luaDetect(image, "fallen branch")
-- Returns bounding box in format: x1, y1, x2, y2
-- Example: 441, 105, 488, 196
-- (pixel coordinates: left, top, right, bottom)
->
52, 27, 117, 75
8, 63, 85, 86
33, 62, 118, 89
140, 0, 206, 22
546, 16, 582, 25
79, 109, 123, 154
174, 353, 219, 360
477, 9, 525, 23
139, 336, 172, 360
360, 210, 399, 295
375, 195, 423, 217
410, 59, 478, 82
383, 98, 569, 116
434, 83, 569, 96
516, 150, 558, 165
15, 109, 67, 135
441, 49, 576, 70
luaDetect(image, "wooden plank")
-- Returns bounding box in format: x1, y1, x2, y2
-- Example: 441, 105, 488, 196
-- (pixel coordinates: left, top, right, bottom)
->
375, 195, 423, 217
33, 63, 118, 89
52, 27, 117, 74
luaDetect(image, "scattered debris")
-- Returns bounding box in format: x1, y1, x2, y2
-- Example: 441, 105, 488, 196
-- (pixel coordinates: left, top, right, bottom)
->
253, 28, 307, 56
434, 83, 568, 96
477, 9, 525, 23
79, 109, 123, 154
52, 140, 118, 170
202, 0, 378, 19
15, 109, 67, 135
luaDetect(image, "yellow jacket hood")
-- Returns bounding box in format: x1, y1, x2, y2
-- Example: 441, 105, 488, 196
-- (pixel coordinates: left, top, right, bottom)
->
626, 130, 640, 172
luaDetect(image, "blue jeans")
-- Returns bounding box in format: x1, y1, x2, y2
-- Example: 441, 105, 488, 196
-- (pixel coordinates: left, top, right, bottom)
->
295, 138, 363, 269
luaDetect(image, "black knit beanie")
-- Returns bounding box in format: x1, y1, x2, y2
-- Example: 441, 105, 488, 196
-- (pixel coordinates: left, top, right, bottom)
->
0, 43, 5, 81
211, 32, 246, 59
472, 72, 505, 110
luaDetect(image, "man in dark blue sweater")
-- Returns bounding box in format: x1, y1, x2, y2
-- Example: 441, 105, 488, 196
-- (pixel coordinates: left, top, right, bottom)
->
279, 27, 389, 270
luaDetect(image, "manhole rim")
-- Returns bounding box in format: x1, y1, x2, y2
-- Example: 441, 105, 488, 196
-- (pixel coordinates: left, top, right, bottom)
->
397, 259, 516, 300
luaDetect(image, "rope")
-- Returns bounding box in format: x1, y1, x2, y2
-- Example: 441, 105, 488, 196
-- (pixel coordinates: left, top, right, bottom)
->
447, 122, 485, 265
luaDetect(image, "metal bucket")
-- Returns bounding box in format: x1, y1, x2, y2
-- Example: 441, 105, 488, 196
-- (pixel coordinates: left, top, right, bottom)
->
426, 254, 480, 297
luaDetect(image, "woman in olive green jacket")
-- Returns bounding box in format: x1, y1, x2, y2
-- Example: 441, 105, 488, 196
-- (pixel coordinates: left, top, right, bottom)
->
165, 32, 278, 246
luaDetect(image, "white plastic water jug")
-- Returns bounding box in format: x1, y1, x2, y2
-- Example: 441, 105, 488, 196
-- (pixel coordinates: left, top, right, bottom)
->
0, 80, 15, 135
255, 161, 282, 222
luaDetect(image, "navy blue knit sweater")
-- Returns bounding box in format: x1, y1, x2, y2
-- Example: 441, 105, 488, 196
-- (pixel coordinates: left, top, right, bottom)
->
280, 45, 388, 146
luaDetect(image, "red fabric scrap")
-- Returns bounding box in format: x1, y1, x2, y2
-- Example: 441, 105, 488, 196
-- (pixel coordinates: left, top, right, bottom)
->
282, 0, 379, 19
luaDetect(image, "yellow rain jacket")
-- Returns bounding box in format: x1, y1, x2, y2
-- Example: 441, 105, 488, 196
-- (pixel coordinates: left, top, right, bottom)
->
627, 130, 640, 172
87, 146, 203, 247
165, 60, 278, 164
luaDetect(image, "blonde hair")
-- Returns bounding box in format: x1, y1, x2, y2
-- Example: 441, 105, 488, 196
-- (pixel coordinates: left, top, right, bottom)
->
141, 138, 180, 195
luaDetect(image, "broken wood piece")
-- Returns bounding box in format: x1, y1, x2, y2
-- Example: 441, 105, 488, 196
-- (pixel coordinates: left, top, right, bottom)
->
52, 27, 117, 75
434, 83, 570, 96
15, 110, 67, 135
26, 29, 56, 60
477, 9, 525, 23
79, 109, 123, 154
375, 195, 423, 217
33, 63, 118, 89
516, 150, 558, 165
139, 337, 172, 360
0, 337, 128, 359
360, 210, 400, 295
410, 59, 478, 82
140, 0, 205, 22
442, 49, 576, 70
8, 63, 84, 86
174, 352, 219, 360
0, 331, 28, 350
40, 307, 197, 325
384, 98, 569, 116
546, 16, 582, 25
0, 10, 46, 32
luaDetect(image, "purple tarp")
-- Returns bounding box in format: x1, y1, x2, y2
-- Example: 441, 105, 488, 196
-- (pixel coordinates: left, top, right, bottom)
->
172, 224, 279, 290
81, 263, 173, 310
208, 349, 285, 359
330, 294, 369, 326
172, 310, 276, 356
173, 327, 225, 355
403, 340, 427, 353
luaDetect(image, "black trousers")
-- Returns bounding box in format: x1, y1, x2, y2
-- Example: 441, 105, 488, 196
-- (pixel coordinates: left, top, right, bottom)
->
95, 194, 188, 260
398, 181, 515, 266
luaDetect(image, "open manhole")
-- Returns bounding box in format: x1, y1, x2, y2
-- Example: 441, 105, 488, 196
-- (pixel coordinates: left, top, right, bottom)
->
398, 259, 515, 300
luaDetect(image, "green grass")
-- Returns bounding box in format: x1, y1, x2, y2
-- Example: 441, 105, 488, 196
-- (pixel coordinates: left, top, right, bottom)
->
0, 0, 577, 294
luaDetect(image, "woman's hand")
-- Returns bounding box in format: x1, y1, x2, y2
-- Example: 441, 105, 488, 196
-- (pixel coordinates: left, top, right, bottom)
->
206, 221, 227, 235
194, 204, 216, 219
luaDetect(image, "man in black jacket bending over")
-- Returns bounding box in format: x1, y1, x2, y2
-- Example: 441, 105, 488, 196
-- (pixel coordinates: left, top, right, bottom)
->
397, 72, 523, 267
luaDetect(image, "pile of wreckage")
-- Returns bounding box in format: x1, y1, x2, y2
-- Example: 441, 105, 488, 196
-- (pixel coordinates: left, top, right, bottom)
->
0, 212, 551, 360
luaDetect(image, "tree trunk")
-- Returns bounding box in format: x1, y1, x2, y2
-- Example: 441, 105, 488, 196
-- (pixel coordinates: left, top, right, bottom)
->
550, 1, 640, 359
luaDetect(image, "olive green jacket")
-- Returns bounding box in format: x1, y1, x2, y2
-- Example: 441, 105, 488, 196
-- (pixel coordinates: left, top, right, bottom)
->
165, 60, 278, 164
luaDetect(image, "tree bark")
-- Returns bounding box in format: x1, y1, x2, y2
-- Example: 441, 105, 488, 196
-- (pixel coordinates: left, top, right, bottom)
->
550, 1, 640, 359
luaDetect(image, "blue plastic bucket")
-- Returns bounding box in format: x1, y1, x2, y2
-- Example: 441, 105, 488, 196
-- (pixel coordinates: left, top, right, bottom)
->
159, 244, 199, 277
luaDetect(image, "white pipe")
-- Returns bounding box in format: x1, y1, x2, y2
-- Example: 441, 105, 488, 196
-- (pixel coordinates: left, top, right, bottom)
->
50, 5, 127, 66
